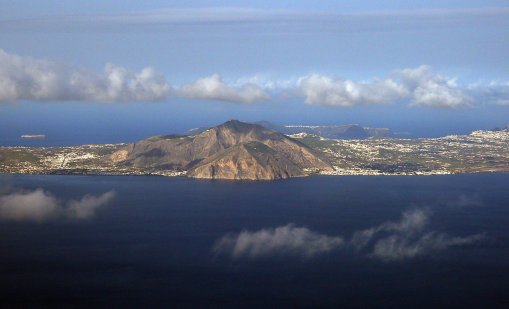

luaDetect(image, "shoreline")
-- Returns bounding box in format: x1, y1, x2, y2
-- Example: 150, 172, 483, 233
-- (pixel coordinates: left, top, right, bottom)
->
1, 169, 507, 181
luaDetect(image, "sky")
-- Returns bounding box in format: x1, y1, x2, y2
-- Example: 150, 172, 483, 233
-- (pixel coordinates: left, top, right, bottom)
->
0, 0, 508, 144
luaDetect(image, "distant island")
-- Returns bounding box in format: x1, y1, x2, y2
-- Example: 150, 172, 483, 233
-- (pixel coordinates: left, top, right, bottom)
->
1, 120, 508, 180
21, 134, 46, 139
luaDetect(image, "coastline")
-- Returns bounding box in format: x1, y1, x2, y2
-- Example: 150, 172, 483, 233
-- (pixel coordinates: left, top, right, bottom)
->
1, 169, 508, 181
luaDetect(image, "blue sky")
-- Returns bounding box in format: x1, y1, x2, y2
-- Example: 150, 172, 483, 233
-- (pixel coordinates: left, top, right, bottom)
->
0, 1, 508, 144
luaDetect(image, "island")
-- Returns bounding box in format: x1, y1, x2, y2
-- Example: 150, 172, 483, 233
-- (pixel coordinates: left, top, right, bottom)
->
21, 134, 46, 139
1, 120, 508, 180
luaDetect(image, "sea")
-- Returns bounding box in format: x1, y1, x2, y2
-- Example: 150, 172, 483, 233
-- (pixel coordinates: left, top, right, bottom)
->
0, 173, 508, 308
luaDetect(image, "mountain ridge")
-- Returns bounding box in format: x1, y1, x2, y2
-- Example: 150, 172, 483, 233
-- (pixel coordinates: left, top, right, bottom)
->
111, 120, 333, 180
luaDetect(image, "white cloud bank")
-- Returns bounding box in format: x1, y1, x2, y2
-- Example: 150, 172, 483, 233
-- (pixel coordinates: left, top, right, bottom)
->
215, 207, 483, 262
0, 49, 170, 103
2, 49, 506, 107
179, 74, 270, 103
0, 188, 115, 222
298, 66, 473, 108
0, 49, 270, 104
214, 224, 344, 259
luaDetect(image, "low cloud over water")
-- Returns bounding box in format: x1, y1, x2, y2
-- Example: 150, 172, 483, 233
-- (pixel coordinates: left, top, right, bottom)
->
0, 188, 115, 222
214, 224, 344, 259
215, 202, 484, 262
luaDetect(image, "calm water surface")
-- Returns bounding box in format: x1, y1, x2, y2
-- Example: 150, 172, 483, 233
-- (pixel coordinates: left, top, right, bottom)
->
0, 174, 508, 308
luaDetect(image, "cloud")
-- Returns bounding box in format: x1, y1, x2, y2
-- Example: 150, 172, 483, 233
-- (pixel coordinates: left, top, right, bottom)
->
497, 99, 509, 106
214, 224, 344, 259
298, 74, 408, 107
0, 49, 171, 103
469, 80, 509, 106
66, 191, 116, 219
0, 48, 500, 107
297, 66, 473, 108
179, 74, 270, 103
351, 208, 484, 261
396, 65, 473, 108
215, 207, 484, 262
0, 188, 115, 222
234, 74, 299, 91
0, 189, 60, 222
0, 49, 269, 104
372, 232, 484, 261
351, 208, 431, 249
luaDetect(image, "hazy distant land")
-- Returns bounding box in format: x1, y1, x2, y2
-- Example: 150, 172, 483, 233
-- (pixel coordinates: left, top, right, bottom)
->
20, 134, 46, 139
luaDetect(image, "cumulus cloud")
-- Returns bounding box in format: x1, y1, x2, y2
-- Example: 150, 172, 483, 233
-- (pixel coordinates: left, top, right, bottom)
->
297, 66, 473, 108
298, 74, 408, 107
469, 80, 509, 106
179, 74, 270, 103
214, 224, 344, 259
351, 208, 484, 261
65, 191, 116, 220
0, 188, 115, 222
0, 49, 270, 104
215, 207, 484, 262
0, 49, 171, 103
396, 65, 473, 108
351, 208, 431, 249
0, 189, 60, 222
0, 48, 498, 107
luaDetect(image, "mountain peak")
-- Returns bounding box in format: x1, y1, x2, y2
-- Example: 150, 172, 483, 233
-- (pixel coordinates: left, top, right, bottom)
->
224, 119, 243, 125
218, 119, 264, 132
111, 120, 332, 180
492, 125, 509, 132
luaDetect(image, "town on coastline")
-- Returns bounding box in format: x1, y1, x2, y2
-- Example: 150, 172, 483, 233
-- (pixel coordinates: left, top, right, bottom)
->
1, 121, 508, 180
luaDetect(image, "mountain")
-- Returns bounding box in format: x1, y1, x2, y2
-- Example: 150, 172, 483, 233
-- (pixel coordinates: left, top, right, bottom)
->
111, 120, 333, 180
492, 125, 509, 132
187, 121, 395, 140
187, 141, 304, 180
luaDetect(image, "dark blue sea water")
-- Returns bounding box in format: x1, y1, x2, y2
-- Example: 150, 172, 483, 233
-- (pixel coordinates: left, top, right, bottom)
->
1, 174, 508, 308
